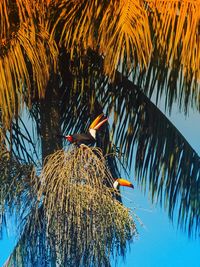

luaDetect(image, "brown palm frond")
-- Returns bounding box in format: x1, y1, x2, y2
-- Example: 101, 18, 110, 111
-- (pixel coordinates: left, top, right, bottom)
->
53, 1, 200, 112
3, 0, 50, 26
17, 24, 58, 95
147, 0, 200, 81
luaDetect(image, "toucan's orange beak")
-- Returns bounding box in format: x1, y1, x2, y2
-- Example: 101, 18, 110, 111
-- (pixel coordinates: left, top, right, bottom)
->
89, 113, 108, 130
116, 178, 134, 188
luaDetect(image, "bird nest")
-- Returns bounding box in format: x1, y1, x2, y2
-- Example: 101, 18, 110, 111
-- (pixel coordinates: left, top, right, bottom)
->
33, 145, 136, 266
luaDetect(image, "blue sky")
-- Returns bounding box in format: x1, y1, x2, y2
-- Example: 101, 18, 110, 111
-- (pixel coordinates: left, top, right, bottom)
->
1, 103, 200, 266
0, 225, 15, 265
117, 185, 200, 267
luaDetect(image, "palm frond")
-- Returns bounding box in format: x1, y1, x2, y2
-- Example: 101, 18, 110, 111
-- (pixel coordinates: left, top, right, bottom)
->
0, 22, 58, 130
53, 0, 99, 53
8, 115, 40, 164
0, 0, 45, 41
124, 51, 200, 115
146, 0, 200, 82
140, 54, 200, 114
101, 73, 200, 236
54, 2, 199, 113
0, 0, 11, 41
53, 0, 151, 80
3, 206, 47, 267
98, 0, 152, 78
0, 150, 34, 238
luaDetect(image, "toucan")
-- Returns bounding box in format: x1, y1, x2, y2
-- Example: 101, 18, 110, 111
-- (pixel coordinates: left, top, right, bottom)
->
113, 178, 134, 190
60, 113, 108, 146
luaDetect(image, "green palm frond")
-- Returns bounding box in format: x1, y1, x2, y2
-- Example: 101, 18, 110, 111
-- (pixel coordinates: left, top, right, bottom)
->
3, 206, 47, 267
125, 53, 200, 115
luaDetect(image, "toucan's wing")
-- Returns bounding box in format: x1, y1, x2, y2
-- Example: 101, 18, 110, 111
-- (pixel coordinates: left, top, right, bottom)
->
73, 133, 95, 145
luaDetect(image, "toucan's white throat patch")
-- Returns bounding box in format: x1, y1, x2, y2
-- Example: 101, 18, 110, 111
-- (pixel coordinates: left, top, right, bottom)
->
89, 129, 96, 139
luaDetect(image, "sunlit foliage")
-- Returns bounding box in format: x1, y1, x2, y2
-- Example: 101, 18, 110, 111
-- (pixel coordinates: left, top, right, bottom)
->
0, 0, 199, 129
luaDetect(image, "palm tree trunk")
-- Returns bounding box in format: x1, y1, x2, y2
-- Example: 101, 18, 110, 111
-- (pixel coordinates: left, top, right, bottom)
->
40, 74, 63, 162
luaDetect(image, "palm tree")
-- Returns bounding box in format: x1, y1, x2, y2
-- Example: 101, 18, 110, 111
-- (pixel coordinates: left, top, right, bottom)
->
0, 0, 199, 266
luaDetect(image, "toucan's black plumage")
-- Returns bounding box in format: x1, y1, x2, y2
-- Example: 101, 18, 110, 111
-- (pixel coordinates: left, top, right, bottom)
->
60, 114, 108, 146
66, 133, 96, 146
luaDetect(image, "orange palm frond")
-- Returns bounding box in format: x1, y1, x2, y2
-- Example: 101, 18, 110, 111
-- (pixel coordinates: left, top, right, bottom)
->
98, 0, 152, 79
54, 0, 152, 80
0, 0, 10, 40
17, 0, 53, 30
0, 0, 36, 41
0, 0, 54, 42
0, 23, 58, 129
147, 0, 200, 81
16, 0, 35, 23
54, 0, 99, 54
18, 24, 58, 96
0, 41, 25, 128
